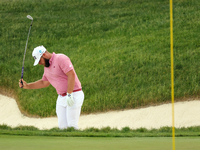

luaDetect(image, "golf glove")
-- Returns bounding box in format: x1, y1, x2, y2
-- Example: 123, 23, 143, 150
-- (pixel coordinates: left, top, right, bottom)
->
66, 93, 74, 107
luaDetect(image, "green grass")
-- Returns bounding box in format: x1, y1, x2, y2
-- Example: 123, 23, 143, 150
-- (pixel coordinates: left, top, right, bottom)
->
1, 135, 200, 150
0, 0, 200, 116
0, 125, 200, 150
1, 125, 200, 137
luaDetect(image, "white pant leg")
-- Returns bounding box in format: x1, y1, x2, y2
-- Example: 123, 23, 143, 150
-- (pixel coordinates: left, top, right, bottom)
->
56, 91, 84, 130
67, 91, 84, 129
56, 104, 68, 129
67, 106, 82, 129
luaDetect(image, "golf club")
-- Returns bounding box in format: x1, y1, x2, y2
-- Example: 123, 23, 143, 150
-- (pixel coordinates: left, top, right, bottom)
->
20, 15, 33, 88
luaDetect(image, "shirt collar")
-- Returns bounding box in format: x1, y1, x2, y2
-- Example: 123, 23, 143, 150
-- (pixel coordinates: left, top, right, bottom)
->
49, 52, 55, 65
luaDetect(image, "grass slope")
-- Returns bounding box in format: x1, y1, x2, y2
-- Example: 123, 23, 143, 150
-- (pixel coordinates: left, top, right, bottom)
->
0, 0, 199, 116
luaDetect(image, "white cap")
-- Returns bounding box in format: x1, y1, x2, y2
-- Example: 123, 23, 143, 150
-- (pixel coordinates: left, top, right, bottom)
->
32, 45, 46, 66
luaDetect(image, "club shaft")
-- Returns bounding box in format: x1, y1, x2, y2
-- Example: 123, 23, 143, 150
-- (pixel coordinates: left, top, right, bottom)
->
21, 20, 33, 79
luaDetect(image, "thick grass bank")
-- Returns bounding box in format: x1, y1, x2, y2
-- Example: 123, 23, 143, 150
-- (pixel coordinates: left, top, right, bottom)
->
0, 0, 199, 116
0, 125, 200, 137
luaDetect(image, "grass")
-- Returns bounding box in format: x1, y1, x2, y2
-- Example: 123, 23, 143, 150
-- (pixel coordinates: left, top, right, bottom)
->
0, 126, 200, 149
0, 135, 200, 150
0, 0, 200, 117
0, 125, 200, 137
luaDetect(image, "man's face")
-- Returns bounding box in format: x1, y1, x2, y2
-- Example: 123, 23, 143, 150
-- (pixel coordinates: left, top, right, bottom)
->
39, 57, 50, 67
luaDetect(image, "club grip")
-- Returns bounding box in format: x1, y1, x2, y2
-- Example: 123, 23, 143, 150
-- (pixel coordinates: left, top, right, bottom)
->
21, 67, 24, 88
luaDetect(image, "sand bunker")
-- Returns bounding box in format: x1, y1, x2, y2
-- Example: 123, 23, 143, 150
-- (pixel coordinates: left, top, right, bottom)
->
0, 94, 200, 130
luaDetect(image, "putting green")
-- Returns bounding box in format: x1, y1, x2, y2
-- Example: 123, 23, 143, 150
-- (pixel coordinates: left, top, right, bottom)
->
0, 135, 200, 150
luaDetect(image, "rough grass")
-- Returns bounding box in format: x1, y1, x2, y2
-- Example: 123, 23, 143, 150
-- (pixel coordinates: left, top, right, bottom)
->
0, 0, 199, 116
0, 125, 200, 137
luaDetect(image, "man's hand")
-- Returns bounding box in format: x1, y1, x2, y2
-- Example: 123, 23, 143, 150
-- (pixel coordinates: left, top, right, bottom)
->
19, 79, 28, 89
66, 93, 74, 107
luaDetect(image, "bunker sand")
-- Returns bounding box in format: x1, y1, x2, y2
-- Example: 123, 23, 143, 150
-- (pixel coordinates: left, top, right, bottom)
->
0, 94, 200, 130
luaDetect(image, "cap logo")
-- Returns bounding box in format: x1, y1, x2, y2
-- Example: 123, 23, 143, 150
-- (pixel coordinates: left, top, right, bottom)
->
39, 50, 42, 53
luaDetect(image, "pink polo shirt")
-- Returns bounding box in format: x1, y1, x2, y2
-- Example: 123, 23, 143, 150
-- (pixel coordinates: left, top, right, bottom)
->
42, 52, 82, 95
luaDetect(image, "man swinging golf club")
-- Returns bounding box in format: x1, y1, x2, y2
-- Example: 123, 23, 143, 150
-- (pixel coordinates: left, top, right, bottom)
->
19, 45, 84, 130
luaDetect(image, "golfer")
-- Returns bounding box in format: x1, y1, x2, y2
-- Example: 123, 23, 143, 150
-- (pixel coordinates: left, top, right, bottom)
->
19, 45, 84, 130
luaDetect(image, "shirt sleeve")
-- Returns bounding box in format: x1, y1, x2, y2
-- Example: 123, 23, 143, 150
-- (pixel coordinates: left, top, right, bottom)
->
58, 54, 74, 74
42, 73, 48, 81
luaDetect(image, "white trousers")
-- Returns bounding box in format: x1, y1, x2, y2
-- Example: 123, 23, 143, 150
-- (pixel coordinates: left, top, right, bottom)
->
56, 91, 84, 130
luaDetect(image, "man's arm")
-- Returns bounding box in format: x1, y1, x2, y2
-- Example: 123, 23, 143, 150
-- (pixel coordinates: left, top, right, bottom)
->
66, 70, 75, 94
19, 79, 50, 89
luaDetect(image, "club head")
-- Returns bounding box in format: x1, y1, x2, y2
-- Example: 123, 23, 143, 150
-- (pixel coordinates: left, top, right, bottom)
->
27, 15, 33, 20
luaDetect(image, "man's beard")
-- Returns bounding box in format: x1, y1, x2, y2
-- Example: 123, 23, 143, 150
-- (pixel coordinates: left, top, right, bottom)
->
44, 58, 50, 67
